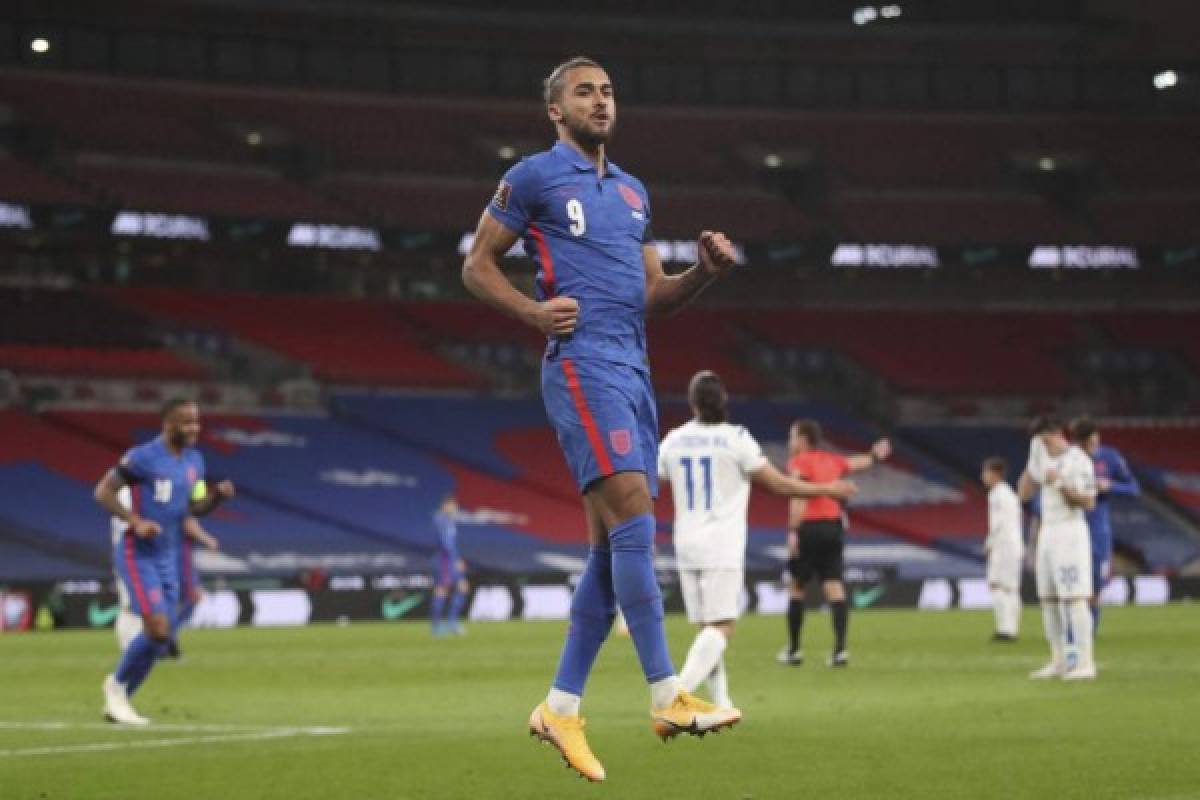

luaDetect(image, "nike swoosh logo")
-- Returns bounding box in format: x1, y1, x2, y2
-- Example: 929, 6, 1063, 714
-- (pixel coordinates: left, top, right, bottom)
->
852, 585, 886, 609
381, 594, 424, 620
88, 602, 121, 627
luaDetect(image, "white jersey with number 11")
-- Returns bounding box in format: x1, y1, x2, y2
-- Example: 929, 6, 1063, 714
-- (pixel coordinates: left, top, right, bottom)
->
657, 420, 768, 571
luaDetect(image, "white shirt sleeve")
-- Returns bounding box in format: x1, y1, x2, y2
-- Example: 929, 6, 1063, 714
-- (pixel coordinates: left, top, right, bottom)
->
734, 428, 768, 476
1026, 436, 1048, 483
1066, 452, 1097, 497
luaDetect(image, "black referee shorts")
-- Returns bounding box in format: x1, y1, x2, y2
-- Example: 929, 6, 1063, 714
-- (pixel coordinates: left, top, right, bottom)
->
787, 519, 846, 585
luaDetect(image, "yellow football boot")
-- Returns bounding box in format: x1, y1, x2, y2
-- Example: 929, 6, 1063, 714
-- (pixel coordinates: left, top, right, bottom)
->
528, 702, 606, 782
651, 690, 742, 741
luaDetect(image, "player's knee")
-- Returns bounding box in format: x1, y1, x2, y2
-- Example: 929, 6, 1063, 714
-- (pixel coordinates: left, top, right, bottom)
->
708, 621, 735, 640
824, 581, 846, 602
593, 472, 652, 522
145, 615, 171, 642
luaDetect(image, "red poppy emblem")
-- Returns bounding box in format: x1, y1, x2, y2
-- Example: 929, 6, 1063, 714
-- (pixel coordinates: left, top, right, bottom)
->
618, 184, 643, 210
187, 467, 198, 483
610, 429, 632, 456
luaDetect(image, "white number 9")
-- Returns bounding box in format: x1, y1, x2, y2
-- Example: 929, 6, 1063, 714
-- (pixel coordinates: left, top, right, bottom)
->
566, 198, 586, 237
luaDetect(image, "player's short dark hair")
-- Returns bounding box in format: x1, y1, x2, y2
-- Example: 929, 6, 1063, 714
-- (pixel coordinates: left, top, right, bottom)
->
161, 396, 195, 420
983, 456, 1008, 476
688, 370, 728, 424
791, 419, 823, 446
1069, 416, 1098, 443
543, 56, 604, 105
1029, 415, 1064, 436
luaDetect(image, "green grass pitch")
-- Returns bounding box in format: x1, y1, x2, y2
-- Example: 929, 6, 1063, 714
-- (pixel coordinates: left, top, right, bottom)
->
2, 605, 1198, 799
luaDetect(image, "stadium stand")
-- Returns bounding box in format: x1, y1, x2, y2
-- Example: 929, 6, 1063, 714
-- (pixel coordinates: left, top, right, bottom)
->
0, 288, 206, 379
744, 310, 1083, 395
111, 289, 487, 389
1099, 423, 1200, 520
1, 68, 1197, 242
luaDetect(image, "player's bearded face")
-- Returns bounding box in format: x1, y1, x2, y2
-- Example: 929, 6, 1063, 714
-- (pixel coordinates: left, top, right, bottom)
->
169, 405, 202, 448
557, 69, 615, 146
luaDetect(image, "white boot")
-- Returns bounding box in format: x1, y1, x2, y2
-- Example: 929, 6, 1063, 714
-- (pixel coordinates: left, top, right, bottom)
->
102, 674, 149, 726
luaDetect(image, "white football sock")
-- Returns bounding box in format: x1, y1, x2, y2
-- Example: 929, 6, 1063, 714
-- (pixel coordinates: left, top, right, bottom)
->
1041, 601, 1066, 665
992, 590, 1007, 634
1065, 599, 1094, 669
546, 688, 580, 717
994, 590, 1019, 636
706, 657, 731, 709
650, 675, 681, 710
1006, 591, 1022, 636
679, 626, 728, 693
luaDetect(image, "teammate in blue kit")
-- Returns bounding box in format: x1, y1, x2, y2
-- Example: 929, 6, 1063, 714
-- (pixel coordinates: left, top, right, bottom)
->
430, 493, 526, 636
1070, 417, 1139, 631
463, 56, 741, 781
94, 399, 233, 724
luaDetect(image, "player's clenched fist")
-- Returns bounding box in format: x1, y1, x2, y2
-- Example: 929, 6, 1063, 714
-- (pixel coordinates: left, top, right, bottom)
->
533, 296, 580, 336
697, 231, 738, 277
132, 518, 162, 538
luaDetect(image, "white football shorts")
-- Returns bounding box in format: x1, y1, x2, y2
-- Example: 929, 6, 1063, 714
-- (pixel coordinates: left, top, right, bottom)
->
678, 568, 744, 624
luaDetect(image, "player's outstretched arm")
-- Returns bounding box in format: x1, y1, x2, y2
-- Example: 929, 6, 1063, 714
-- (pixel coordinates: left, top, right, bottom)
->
751, 463, 857, 500
94, 470, 160, 538
644, 231, 737, 317
463, 212, 578, 336
1106, 453, 1141, 496
846, 438, 891, 472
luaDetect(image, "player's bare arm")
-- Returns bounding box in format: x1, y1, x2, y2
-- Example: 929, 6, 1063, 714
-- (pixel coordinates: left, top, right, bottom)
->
752, 463, 857, 500
462, 212, 579, 336
1061, 485, 1097, 512
846, 438, 891, 471
644, 231, 737, 317
93, 470, 160, 537
183, 516, 220, 551
190, 479, 235, 517
1017, 469, 1037, 501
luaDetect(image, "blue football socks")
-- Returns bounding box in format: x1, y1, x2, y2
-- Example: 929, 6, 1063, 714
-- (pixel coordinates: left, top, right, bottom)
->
448, 591, 466, 627
609, 513, 674, 684
431, 594, 447, 632
553, 545, 616, 696
116, 632, 161, 696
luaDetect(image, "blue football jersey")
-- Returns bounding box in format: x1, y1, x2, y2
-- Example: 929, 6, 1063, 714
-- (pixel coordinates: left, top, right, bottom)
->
117, 436, 205, 561
433, 510, 458, 559
487, 141, 654, 370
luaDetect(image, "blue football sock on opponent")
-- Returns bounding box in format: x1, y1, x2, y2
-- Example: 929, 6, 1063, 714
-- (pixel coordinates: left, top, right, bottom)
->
431, 594, 446, 629
448, 591, 466, 625
609, 513, 674, 684
116, 633, 160, 696
1091, 604, 1100, 634
553, 545, 616, 696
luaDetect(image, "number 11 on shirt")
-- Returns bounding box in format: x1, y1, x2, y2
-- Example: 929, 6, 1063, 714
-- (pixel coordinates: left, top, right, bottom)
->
679, 456, 712, 511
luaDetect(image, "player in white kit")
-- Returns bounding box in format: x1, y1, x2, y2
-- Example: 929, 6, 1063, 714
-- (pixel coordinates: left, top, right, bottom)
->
658, 371, 856, 707
1019, 416, 1098, 680
981, 457, 1023, 641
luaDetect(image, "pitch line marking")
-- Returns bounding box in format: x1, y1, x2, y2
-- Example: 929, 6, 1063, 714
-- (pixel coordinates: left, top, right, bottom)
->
0, 721, 349, 758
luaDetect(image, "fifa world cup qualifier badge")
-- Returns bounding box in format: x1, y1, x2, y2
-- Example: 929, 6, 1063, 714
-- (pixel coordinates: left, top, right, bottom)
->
493, 180, 512, 211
